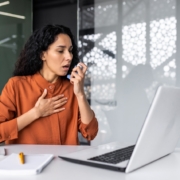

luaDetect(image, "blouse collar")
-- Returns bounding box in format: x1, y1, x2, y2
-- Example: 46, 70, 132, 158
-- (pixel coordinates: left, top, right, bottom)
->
32, 72, 63, 94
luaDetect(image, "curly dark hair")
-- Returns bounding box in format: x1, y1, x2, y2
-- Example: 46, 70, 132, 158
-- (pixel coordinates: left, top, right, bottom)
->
13, 24, 79, 77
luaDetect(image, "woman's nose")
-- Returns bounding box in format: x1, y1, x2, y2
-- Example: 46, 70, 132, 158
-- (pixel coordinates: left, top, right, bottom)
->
65, 51, 73, 60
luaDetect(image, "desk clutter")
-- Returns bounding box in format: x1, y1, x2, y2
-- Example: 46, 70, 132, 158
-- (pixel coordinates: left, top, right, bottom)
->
0, 148, 5, 156
0, 152, 54, 175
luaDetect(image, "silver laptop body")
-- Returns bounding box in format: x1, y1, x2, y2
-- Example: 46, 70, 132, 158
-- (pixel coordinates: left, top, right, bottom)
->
59, 86, 180, 173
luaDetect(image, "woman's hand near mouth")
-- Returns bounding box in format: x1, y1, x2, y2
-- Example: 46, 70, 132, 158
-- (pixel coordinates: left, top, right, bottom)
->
70, 62, 94, 125
70, 62, 87, 97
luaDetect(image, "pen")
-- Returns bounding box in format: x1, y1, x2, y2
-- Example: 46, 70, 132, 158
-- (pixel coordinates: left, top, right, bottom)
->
19, 152, 25, 164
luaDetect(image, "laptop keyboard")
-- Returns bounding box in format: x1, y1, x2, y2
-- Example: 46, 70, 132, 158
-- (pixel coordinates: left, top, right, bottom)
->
88, 145, 135, 164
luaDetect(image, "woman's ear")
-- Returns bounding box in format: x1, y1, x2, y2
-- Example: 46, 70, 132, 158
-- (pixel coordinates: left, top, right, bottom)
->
40, 51, 46, 61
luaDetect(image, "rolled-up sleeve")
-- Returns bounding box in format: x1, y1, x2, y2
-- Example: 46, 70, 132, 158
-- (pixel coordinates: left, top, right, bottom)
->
0, 119, 18, 142
78, 112, 98, 141
0, 79, 18, 143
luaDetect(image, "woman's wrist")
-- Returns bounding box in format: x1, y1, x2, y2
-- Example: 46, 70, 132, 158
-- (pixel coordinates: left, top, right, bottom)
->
31, 107, 41, 120
17, 107, 41, 131
76, 93, 86, 101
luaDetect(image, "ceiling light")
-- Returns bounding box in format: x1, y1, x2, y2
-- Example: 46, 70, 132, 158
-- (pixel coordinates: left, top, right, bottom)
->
0, 1, 9, 7
0, 37, 11, 45
0, 11, 25, 19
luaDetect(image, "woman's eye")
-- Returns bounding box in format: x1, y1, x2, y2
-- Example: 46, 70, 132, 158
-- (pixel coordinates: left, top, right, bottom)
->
58, 51, 63, 53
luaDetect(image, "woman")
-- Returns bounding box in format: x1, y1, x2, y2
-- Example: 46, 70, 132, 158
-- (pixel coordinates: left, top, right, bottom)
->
0, 24, 98, 145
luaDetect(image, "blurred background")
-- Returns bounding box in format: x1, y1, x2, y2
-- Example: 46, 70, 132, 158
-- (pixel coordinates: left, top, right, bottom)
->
0, 0, 180, 146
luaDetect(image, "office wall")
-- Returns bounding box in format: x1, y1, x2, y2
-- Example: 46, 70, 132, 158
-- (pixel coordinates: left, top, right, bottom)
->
79, 0, 180, 147
0, 0, 32, 92
33, 0, 77, 43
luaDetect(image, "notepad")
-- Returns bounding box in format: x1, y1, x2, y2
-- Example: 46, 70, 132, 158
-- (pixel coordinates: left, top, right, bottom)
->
0, 153, 54, 175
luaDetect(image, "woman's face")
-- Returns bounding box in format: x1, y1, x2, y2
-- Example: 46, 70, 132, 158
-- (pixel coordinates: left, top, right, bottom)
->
41, 33, 73, 77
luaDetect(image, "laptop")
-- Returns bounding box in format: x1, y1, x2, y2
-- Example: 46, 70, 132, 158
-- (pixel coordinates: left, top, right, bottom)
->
59, 86, 180, 173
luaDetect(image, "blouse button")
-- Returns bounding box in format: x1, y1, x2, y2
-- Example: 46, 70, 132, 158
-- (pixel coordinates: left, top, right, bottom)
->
49, 86, 52, 89
8, 135, 11, 139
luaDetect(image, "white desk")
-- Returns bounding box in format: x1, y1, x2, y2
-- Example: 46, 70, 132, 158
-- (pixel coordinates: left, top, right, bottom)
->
0, 144, 180, 180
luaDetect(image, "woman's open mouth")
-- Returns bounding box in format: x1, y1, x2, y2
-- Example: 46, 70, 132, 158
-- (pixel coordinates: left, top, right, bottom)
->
62, 65, 70, 71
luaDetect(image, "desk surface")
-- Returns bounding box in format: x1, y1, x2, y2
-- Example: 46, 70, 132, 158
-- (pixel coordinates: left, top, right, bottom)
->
0, 144, 180, 180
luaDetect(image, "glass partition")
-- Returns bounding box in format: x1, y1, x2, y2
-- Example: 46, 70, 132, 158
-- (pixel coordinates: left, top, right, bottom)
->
0, 0, 32, 92
79, 0, 180, 146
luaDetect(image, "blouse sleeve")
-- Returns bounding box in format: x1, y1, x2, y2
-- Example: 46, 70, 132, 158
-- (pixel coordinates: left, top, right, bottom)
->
78, 111, 98, 141
0, 79, 18, 142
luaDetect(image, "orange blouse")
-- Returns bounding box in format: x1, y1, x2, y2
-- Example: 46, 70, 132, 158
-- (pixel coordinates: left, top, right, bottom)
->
0, 73, 98, 145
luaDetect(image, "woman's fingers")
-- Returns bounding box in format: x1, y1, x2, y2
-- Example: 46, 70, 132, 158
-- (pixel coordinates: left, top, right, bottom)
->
78, 62, 87, 73
35, 92, 68, 117
51, 96, 68, 110
52, 96, 67, 105
72, 63, 87, 76
51, 94, 64, 101
72, 67, 83, 78
39, 89, 47, 100
71, 71, 81, 79
53, 99, 67, 109
53, 107, 65, 113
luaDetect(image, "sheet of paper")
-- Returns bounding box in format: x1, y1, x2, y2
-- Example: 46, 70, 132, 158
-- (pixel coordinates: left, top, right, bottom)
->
0, 153, 54, 175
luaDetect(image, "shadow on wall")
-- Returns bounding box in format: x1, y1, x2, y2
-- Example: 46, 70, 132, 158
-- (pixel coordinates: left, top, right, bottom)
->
104, 64, 154, 144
